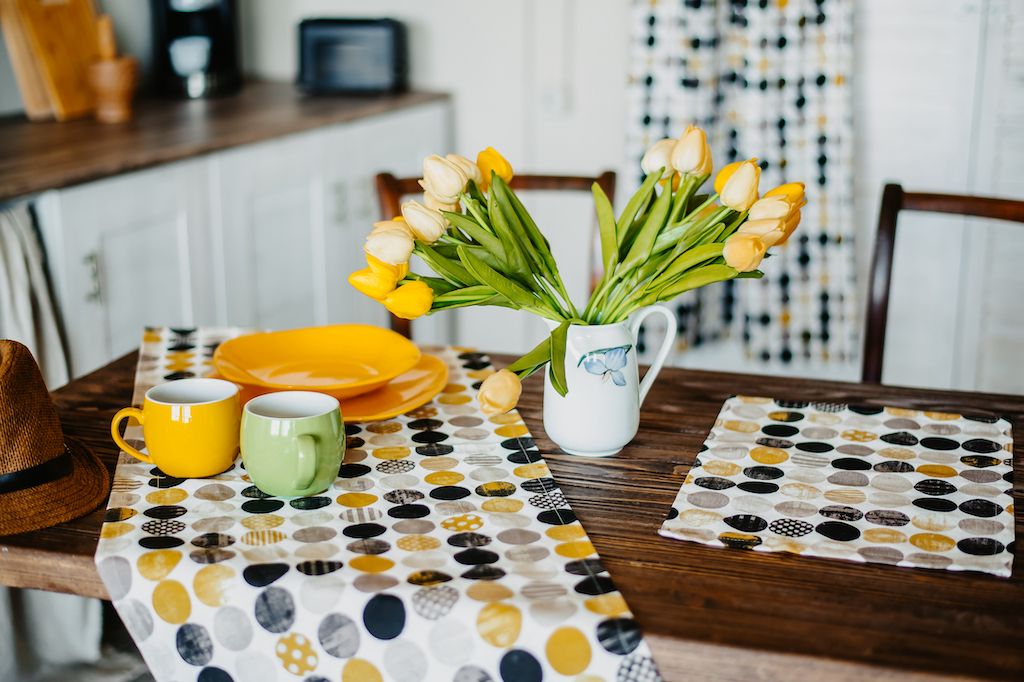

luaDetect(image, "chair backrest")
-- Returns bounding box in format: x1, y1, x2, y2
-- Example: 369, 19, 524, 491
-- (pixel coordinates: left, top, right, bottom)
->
862, 183, 1024, 383
375, 171, 617, 338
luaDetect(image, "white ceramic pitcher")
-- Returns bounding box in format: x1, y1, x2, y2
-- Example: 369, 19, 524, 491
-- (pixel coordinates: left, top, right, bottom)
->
543, 305, 678, 457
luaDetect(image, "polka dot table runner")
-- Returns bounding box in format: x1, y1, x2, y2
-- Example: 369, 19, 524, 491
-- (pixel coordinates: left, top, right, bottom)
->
95, 328, 662, 682
660, 396, 1015, 577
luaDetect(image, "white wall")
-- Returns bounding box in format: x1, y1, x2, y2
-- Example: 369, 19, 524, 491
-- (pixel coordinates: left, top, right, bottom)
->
241, 0, 631, 354
242, 0, 1024, 393
853, 0, 1024, 393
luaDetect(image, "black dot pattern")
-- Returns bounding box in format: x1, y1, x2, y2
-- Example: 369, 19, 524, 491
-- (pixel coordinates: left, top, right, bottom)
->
97, 332, 664, 680
662, 396, 1014, 576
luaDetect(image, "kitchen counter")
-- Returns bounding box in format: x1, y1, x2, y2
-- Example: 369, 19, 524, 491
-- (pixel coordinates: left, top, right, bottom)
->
0, 82, 448, 202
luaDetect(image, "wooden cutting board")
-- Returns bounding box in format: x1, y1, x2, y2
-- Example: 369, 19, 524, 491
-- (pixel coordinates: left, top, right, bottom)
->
12, 0, 99, 120
0, 0, 52, 119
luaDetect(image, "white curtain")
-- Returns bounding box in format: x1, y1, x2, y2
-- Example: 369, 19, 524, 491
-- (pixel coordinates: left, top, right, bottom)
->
0, 202, 103, 681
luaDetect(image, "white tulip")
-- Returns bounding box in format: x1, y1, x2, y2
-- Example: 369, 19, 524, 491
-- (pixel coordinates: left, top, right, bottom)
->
424, 193, 460, 213
401, 200, 447, 243
445, 153, 483, 187
671, 125, 713, 176
421, 154, 468, 204
719, 160, 761, 212
640, 138, 676, 178
371, 219, 413, 237
364, 227, 414, 265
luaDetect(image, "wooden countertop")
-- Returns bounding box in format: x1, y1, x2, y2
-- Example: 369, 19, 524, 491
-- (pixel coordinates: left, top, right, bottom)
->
2, 351, 1022, 681
0, 82, 449, 202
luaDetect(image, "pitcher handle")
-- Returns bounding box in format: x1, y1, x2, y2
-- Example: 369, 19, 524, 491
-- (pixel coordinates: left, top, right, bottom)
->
629, 304, 678, 406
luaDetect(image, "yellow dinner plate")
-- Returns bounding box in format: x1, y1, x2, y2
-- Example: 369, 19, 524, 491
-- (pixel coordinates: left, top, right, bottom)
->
213, 325, 421, 400
209, 354, 449, 423
337, 353, 449, 422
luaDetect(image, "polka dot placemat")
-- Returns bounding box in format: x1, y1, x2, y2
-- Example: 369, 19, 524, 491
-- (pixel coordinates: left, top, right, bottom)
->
96, 328, 662, 682
660, 396, 1015, 577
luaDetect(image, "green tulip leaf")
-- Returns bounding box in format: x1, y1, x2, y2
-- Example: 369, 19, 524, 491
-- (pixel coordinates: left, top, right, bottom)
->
592, 182, 618, 274
490, 177, 557, 272
443, 211, 507, 262
658, 263, 739, 300
432, 285, 512, 310
621, 178, 673, 271
508, 334, 552, 374
616, 170, 661, 247
416, 243, 475, 286
648, 242, 725, 291
457, 245, 541, 311
548, 320, 570, 397
487, 186, 533, 278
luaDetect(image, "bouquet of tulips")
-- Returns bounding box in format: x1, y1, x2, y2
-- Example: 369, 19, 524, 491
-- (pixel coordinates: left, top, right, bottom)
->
350, 127, 806, 415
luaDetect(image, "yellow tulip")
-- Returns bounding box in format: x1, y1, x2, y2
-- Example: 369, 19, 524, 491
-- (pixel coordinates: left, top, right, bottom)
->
476, 146, 514, 190
640, 138, 675, 179
777, 209, 803, 245
401, 200, 447, 243
713, 161, 741, 194
723, 233, 767, 272
367, 252, 408, 280
421, 154, 468, 204
364, 227, 414, 266
747, 196, 792, 221
737, 218, 786, 246
348, 267, 398, 300
445, 153, 483, 187
383, 280, 433, 320
671, 125, 713, 176
764, 182, 806, 203
477, 368, 522, 416
718, 159, 761, 212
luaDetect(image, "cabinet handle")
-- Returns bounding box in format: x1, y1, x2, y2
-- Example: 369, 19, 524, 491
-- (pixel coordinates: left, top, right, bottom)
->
83, 251, 102, 303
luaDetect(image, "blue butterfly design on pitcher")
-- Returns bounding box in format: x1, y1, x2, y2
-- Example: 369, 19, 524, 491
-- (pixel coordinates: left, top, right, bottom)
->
577, 344, 632, 387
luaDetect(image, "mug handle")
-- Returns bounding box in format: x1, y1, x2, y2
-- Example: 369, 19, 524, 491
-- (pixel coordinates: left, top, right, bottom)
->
293, 434, 318, 491
629, 304, 678, 406
110, 407, 153, 464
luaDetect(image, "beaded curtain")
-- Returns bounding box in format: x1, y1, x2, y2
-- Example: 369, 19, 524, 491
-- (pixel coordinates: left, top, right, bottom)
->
626, 0, 857, 367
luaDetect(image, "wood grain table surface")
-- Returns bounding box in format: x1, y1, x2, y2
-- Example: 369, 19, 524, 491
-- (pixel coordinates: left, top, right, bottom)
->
0, 81, 449, 202
1, 351, 1021, 681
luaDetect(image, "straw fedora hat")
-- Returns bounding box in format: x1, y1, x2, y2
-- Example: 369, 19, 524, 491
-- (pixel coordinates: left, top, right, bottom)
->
0, 340, 109, 536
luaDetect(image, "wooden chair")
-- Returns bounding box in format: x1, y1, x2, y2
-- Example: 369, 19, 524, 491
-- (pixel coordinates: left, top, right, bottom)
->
861, 183, 1024, 383
375, 171, 617, 338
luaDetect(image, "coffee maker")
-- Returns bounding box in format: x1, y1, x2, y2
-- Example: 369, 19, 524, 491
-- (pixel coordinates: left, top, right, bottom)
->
150, 0, 241, 98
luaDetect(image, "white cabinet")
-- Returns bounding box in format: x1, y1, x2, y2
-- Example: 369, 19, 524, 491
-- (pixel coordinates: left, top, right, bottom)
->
36, 161, 214, 377
36, 100, 452, 379
317, 104, 453, 344
211, 131, 325, 329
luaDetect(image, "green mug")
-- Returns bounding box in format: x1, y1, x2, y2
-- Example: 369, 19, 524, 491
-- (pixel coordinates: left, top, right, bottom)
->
241, 391, 344, 497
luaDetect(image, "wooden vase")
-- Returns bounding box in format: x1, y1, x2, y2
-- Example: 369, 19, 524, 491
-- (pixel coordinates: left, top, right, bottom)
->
87, 56, 138, 124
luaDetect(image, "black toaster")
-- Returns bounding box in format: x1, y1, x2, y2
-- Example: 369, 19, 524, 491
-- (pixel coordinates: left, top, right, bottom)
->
298, 18, 408, 94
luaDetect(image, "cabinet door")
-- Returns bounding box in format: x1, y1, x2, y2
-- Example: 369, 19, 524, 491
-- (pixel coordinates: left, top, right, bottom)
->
318, 101, 453, 343
35, 161, 213, 378
211, 132, 326, 329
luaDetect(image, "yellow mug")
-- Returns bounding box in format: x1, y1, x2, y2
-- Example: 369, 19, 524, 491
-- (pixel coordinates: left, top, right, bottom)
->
111, 378, 241, 478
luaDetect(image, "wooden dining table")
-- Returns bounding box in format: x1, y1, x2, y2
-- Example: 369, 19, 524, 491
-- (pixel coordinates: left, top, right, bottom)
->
0, 351, 1021, 681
